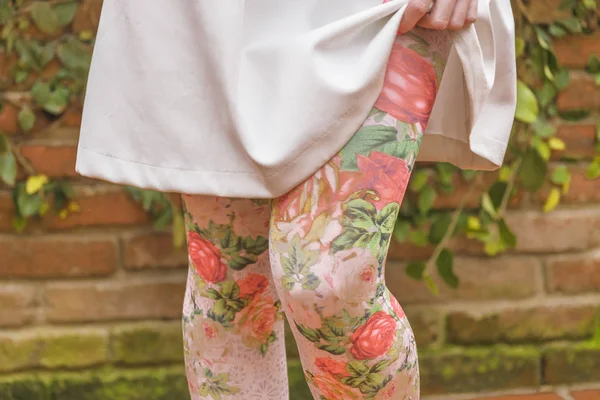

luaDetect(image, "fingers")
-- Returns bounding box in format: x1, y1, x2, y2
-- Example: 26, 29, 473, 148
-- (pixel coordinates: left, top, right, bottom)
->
417, 0, 457, 30
417, 0, 477, 31
398, 0, 435, 34
466, 0, 478, 25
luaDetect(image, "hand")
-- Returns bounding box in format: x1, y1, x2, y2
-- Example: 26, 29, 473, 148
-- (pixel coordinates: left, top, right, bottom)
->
398, 0, 478, 34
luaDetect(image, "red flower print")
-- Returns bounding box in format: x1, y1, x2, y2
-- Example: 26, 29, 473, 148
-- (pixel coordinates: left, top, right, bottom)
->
187, 231, 227, 283
375, 44, 438, 129
350, 311, 397, 360
315, 357, 350, 378
389, 295, 405, 319
236, 273, 269, 298
356, 151, 410, 208
311, 373, 361, 400
234, 295, 278, 348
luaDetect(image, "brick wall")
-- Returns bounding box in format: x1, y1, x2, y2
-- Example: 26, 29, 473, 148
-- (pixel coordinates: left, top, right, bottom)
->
1, 1, 599, 399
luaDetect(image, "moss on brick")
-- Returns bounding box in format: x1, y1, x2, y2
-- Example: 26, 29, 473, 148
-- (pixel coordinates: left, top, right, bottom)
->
0, 367, 188, 400
39, 330, 108, 369
110, 322, 183, 365
543, 343, 600, 384
419, 346, 540, 395
0, 335, 40, 373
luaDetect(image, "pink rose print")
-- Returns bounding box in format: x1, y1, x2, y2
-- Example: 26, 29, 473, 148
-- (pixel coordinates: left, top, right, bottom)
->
188, 231, 227, 283
375, 44, 438, 129
234, 295, 278, 348
350, 311, 397, 360
356, 151, 410, 208
390, 294, 405, 319
236, 273, 269, 298
315, 357, 350, 378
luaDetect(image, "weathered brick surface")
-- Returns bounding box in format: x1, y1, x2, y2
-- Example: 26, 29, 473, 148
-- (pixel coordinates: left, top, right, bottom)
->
404, 308, 441, 347
477, 394, 562, 400
110, 322, 183, 365
387, 256, 538, 305
0, 284, 37, 327
554, 33, 600, 69
0, 334, 40, 372
523, 0, 570, 24
122, 232, 188, 270
557, 73, 600, 111
39, 329, 109, 368
0, 235, 117, 278
546, 252, 600, 294
44, 280, 186, 323
543, 344, 600, 384
504, 209, 600, 253
571, 390, 600, 400
0, 191, 14, 231
44, 186, 149, 230
420, 347, 540, 395
447, 306, 599, 344
19, 145, 78, 178
554, 124, 597, 161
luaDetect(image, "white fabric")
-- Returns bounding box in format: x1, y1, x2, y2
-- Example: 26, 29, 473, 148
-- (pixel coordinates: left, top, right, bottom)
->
76, 0, 516, 198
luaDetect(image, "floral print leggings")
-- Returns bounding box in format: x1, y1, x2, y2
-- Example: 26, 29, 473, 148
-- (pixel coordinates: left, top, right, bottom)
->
182, 28, 450, 400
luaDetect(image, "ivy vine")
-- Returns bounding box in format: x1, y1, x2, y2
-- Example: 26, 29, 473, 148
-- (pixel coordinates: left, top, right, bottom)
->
0, 0, 598, 293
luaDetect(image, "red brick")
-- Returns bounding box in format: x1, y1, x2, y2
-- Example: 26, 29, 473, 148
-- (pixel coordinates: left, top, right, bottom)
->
571, 390, 600, 400
123, 232, 188, 270
505, 209, 600, 253
477, 393, 562, 400
44, 280, 186, 323
386, 256, 538, 305
432, 172, 497, 209
555, 33, 600, 69
0, 191, 14, 232
44, 186, 149, 230
0, 103, 20, 135
523, 0, 570, 24
0, 235, 117, 278
447, 305, 599, 344
19, 144, 78, 177
557, 73, 600, 111
537, 165, 600, 205
554, 124, 597, 160
72, 0, 103, 33
0, 285, 38, 327
546, 252, 600, 293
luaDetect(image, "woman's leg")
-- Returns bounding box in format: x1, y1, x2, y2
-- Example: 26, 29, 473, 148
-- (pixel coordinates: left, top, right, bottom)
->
270, 29, 449, 399
182, 195, 288, 400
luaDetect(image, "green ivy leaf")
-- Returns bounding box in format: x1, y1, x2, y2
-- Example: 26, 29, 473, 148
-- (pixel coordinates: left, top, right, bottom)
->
417, 185, 436, 215
30, 2, 60, 35
408, 229, 428, 246
436, 248, 458, 288
515, 80, 539, 123
518, 149, 547, 192
0, 151, 17, 186
586, 54, 600, 74
406, 262, 426, 280
498, 219, 516, 249
558, 109, 590, 121
393, 220, 410, 242
43, 86, 70, 115
481, 193, 498, 219
585, 160, 600, 180
543, 187, 561, 213
515, 37, 525, 57
428, 212, 452, 245
551, 165, 570, 185
409, 169, 429, 192
18, 107, 35, 132
554, 69, 570, 90
31, 81, 51, 105
54, 1, 78, 28
16, 184, 43, 217
57, 36, 92, 72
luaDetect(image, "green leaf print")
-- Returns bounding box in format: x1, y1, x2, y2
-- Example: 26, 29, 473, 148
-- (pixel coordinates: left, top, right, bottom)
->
347, 361, 370, 376
370, 359, 392, 373
220, 281, 240, 299
242, 235, 269, 255
316, 343, 346, 355
330, 200, 400, 256
295, 322, 321, 343
280, 235, 320, 291
339, 125, 420, 171
199, 369, 241, 400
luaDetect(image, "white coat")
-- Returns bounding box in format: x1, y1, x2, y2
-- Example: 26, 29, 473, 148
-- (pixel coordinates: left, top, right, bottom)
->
76, 0, 516, 198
